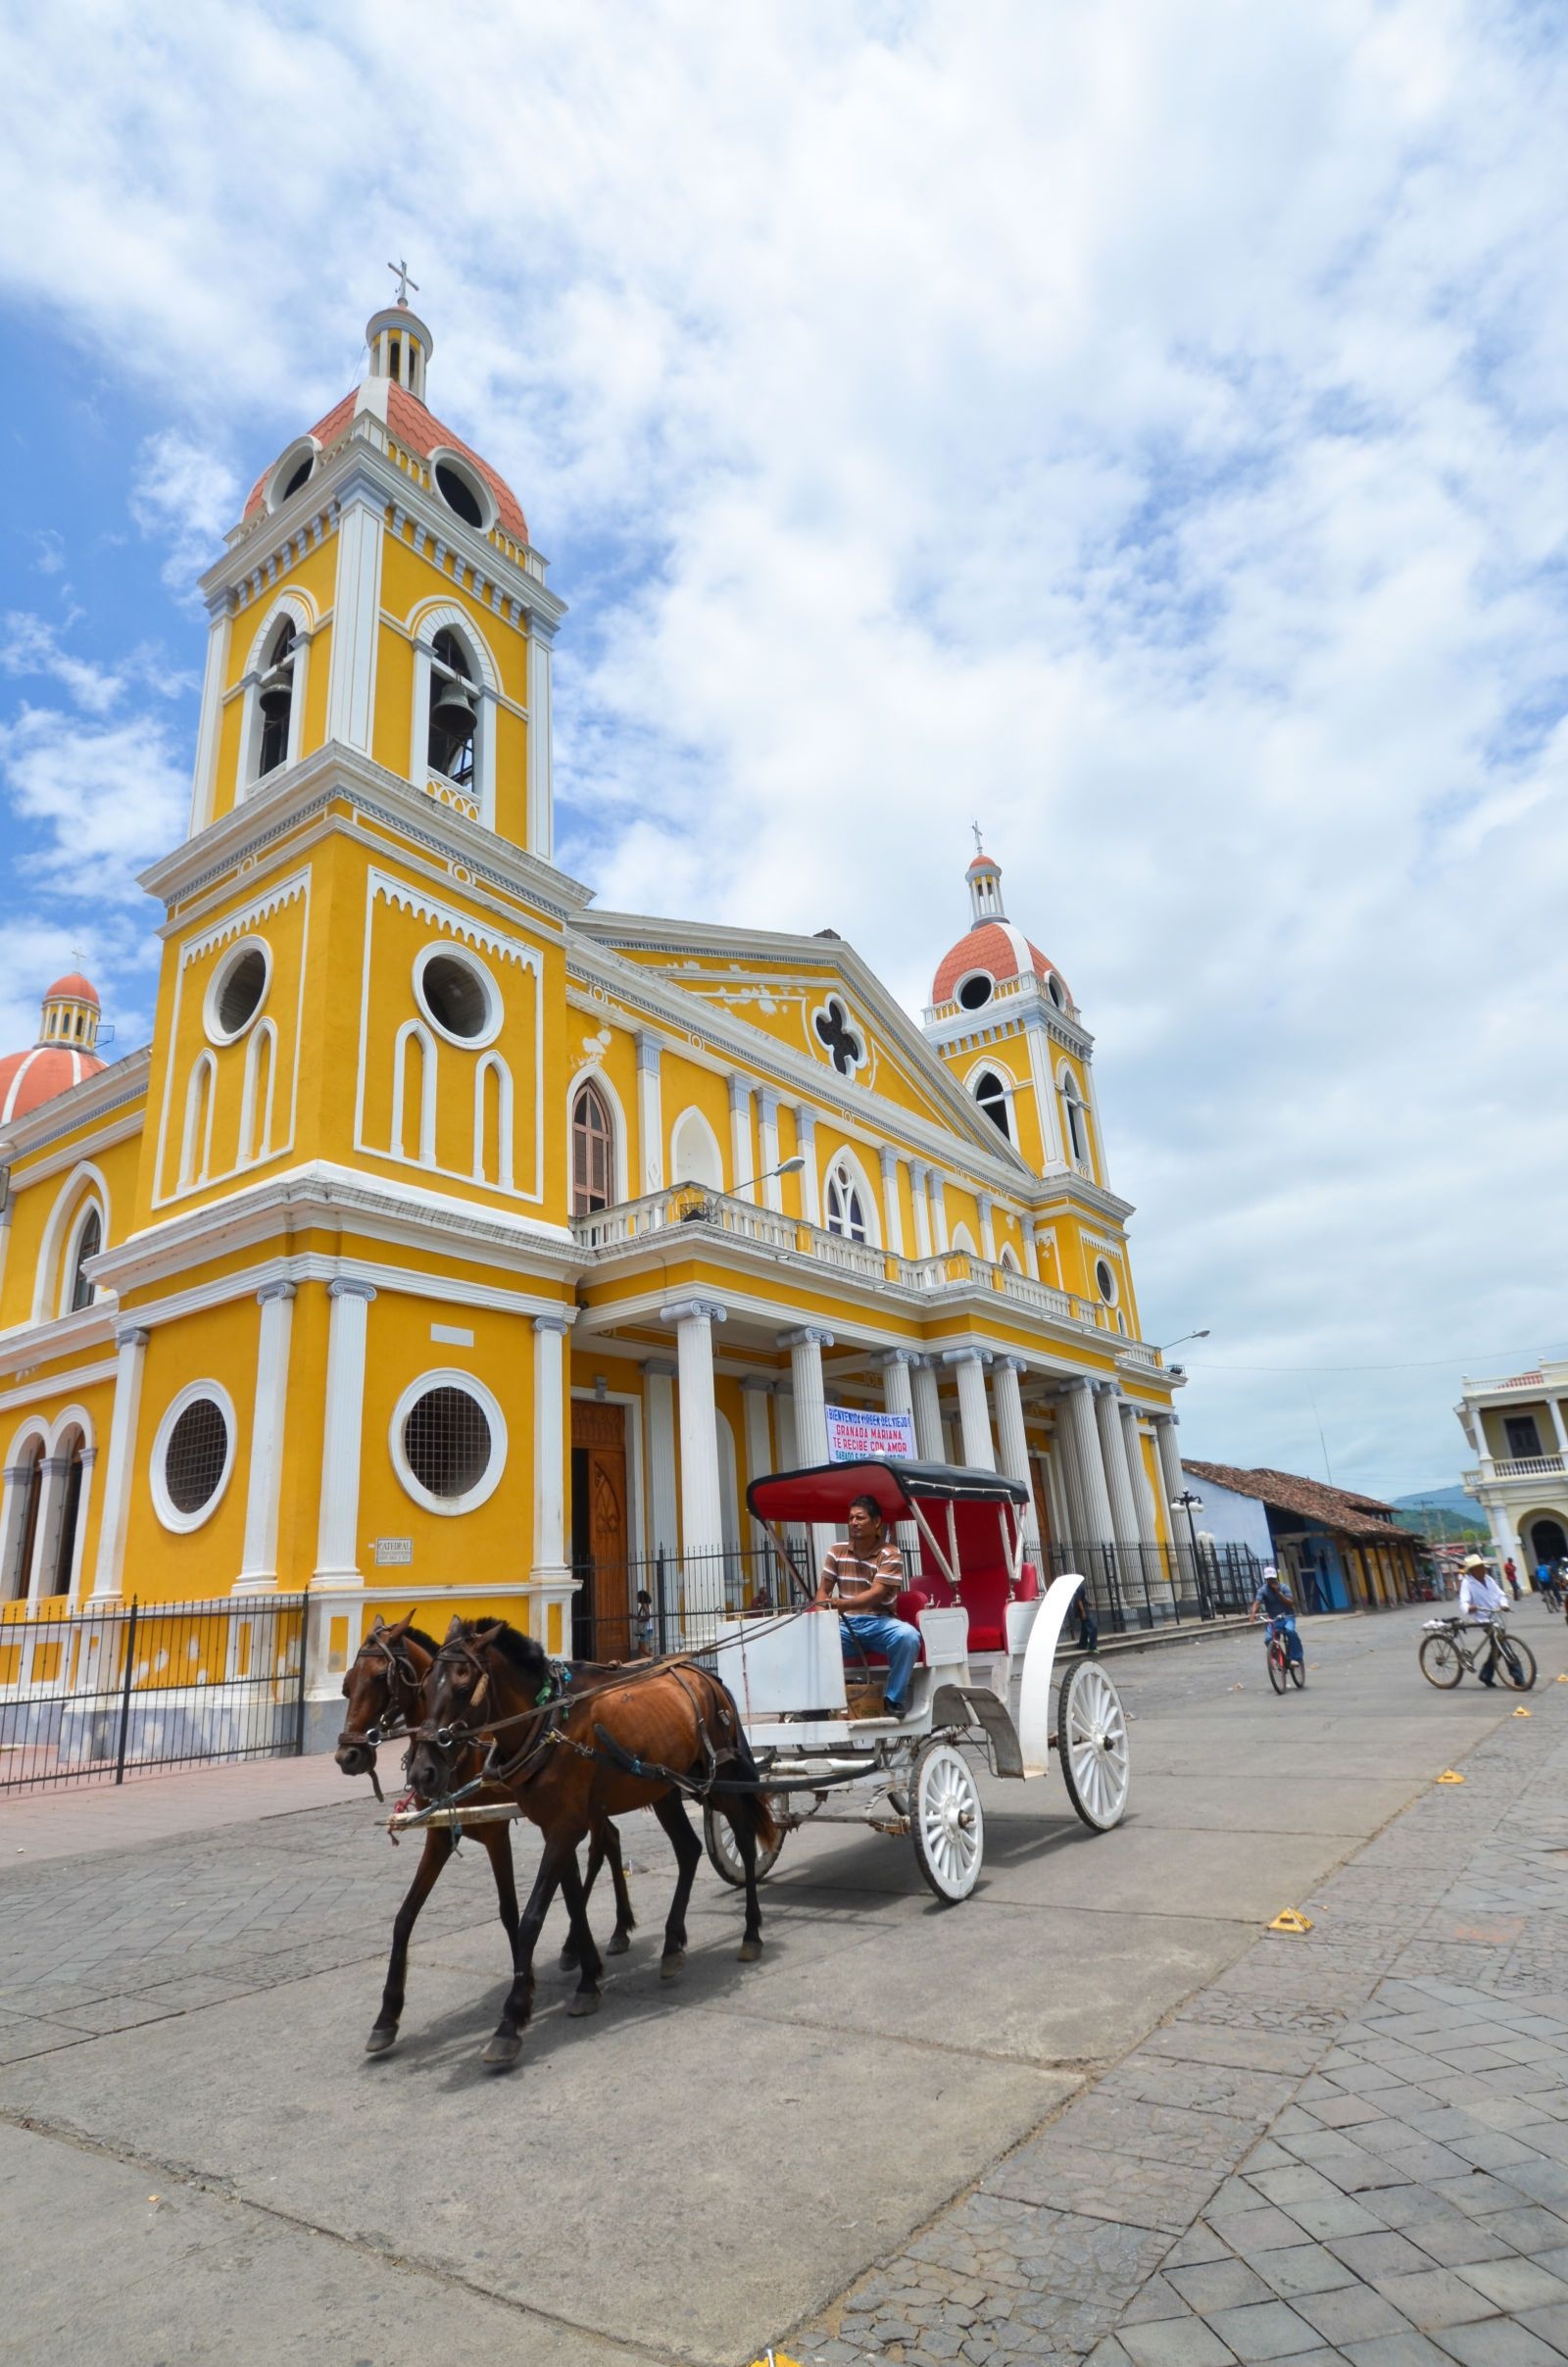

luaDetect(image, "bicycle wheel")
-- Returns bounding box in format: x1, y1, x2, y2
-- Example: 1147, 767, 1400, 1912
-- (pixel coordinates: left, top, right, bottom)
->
1497, 1635, 1537, 1692
1267, 1643, 1287, 1695
1420, 1632, 1463, 1688
1288, 1653, 1305, 1690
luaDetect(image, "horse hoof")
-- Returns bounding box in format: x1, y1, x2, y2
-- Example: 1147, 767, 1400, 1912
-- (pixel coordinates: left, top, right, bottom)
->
482, 2029, 523, 2068
607, 1931, 631, 1956
566, 1989, 602, 2019
660, 1950, 685, 1982
365, 2025, 399, 2055
738, 1940, 764, 1963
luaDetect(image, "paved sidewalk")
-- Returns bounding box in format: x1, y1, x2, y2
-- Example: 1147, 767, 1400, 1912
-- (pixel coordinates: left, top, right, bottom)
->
803, 1688, 1568, 2367
0, 1751, 351, 1870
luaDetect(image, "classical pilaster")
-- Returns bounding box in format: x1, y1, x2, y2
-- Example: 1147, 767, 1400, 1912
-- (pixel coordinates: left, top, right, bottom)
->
879, 1149, 906, 1257
930, 1173, 950, 1255
645, 1359, 679, 1559
729, 1075, 755, 1200
314, 1281, 375, 1587
524, 614, 556, 862
1022, 1218, 1042, 1282
236, 1282, 296, 1594
530, 1311, 576, 1652
943, 1346, 997, 1471
92, 1325, 150, 1602
796, 1107, 820, 1226
662, 1300, 727, 1619
910, 1356, 945, 1461
636, 1034, 664, 1194
189, 596, 233, 833
324, 482, 383, 752
977, 1192, 997, 1265
909, 1163, 934, 1260
757, 1090, 782, 1210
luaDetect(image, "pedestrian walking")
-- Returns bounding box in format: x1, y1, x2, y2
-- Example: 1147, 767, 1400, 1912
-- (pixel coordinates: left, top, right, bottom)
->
1503, 1555, 1521, 1602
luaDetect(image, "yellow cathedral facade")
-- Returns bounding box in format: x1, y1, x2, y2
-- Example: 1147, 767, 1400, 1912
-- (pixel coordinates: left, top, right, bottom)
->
0, 298, 1186, 1750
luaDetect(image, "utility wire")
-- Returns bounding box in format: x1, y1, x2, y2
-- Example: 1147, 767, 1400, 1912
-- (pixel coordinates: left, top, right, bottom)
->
1182, 1342, 1568, 1375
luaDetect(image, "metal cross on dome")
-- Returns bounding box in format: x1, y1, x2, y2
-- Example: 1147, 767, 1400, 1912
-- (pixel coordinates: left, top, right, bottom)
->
387, 258, 418, 306
814, 997, 862, 1077
971, 819, 985, 855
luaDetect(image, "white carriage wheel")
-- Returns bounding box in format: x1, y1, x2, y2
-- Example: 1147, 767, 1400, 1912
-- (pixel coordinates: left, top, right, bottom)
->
1057, 1660, 1130, 1832
703, 1798, 786, 1887
911, 1740, 984, 1902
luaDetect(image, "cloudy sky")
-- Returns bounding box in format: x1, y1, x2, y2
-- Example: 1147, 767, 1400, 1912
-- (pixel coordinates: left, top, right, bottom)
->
0, 1, 1563, 1496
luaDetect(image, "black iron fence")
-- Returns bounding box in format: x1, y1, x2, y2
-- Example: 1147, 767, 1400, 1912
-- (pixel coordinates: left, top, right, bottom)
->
0, 1595, 307, 1795
568, 1535, 1273, 1660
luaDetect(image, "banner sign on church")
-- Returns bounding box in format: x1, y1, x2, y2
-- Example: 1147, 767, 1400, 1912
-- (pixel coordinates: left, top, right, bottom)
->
825, 1405, 915, 1463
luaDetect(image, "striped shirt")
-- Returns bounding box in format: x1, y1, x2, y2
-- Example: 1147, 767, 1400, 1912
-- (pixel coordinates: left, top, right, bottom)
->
820, 1540, 904, 1605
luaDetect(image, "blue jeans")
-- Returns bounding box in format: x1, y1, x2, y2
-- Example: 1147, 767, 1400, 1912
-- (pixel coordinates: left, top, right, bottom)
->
841, 1613, 920, 1707
1268, 1614, 1302, 1665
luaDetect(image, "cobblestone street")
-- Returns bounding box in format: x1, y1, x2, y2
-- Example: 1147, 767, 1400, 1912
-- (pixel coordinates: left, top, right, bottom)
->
1, 1604, 1565, 2367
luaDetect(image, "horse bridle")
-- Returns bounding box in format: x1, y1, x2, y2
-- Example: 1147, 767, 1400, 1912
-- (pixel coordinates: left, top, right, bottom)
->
338, 1630, 427, 1799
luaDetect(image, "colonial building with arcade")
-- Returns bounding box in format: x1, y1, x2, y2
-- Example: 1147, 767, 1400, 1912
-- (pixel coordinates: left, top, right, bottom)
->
0, 297, 1188, 1744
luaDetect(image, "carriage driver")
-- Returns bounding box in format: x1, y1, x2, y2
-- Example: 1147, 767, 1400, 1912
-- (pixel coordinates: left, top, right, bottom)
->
813, 1494, 921, 1722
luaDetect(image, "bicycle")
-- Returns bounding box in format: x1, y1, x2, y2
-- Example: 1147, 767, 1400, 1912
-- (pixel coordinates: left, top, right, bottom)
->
1419, 1616, 1537, 1692
1265, 1619, 1305, 1695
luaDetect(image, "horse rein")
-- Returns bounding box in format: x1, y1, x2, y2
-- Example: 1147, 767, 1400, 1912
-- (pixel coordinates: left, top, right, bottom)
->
338, 1630, 428, 1801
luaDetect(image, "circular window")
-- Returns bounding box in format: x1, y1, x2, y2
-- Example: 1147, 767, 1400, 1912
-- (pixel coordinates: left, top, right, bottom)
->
391, 1371, 508, 1516
268, 437, 319, 512
150, 1382, 236, 1533
956, 972, 993, 1011
1047, 973, 1066, 1011
432, 455, 491, 531
414, 944, 500, 1046
1095, 1257, 1118, 1305
205, 940, 270, 1044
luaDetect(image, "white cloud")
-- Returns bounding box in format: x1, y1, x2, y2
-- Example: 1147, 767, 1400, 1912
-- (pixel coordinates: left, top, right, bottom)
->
0, 0, 1564, 1488
0, 704, 188, 904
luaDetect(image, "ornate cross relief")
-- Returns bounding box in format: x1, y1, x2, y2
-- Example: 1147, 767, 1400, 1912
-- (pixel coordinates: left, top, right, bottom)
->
812, 996, 864, 1077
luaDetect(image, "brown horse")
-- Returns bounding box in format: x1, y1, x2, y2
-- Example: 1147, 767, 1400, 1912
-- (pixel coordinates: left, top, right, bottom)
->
407, 1617, 776, 2067
336, 1613, 636, 2056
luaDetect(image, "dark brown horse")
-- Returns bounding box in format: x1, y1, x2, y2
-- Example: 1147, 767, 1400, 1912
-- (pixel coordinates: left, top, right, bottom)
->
407, 1618, 776, 2067
336, 1613, 636, 2055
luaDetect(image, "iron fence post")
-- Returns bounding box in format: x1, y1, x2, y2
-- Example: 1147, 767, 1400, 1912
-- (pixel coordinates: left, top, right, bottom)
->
114, 1599, 138, 1785
293, 1596, 308, 1754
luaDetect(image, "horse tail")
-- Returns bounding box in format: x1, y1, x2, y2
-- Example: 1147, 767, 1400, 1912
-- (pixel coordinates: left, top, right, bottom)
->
711, 1677, 778, 1852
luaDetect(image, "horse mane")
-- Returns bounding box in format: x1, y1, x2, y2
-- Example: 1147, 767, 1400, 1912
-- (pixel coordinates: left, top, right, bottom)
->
454, 1617, 548, 1680
404, 1625, 441, 1654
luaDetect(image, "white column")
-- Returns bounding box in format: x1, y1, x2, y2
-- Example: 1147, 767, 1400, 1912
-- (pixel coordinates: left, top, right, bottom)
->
1037, 1443, 1066, 1555
636, 1034, 664, 1194
991, 1356, 1032, 1494
1061, 1377, 1114, 1543
780, 1325, 833, 1464
943, 1346, 997, 1470
909, 1163, 934, 1260
645, 1359, 679, 1558
525, 616, 556, 862
1051, 1403, 1091, 1545
742, 1377, 773, 1551
977, 1192, 997, 1265
1095, 1384, 1143, 1545
1547, 1396, 1568, 1459
930, 1174, 950, 1254
0, 1463, 34, 1603
92, 1325, 150, 1601
1119, 1402, 1158, 1545
1152, 1411, 1185, 1514
662, 1300, 727, 1621
729, 1076, 755, 1200
910, 1356, 945, 1460
531, 1313, 571, 1577
757, 1091, 782, 1210
324, 485, 383, 752
314, 1280, 375, 1586
877, 1348, 918, 1437
880, 1149, 906, 1257
774, 1386, 798, 1470
189, 596, 233, 833
237, 1282, 295, 1593
796, 1107, 820, 1226
65, 1448, 96, 1605
1486, 1503, 1527, 1579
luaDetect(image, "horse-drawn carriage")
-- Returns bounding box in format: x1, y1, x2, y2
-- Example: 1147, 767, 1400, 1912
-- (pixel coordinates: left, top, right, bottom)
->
700, 1457, 1131, 1901
360, 1456, 1129, 2063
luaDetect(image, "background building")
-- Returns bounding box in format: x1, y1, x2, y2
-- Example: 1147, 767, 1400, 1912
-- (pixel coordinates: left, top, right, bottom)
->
1457, 1357, 1568, 1580
0, 298, 1200, 1754
1181, 1461, 1425, 1609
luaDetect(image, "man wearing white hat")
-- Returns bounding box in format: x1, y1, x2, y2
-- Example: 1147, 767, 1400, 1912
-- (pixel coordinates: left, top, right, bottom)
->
1457, 1553, 1509, 1686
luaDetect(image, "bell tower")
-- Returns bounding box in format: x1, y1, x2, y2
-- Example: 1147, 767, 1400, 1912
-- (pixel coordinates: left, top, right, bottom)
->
187, 285, 565, 862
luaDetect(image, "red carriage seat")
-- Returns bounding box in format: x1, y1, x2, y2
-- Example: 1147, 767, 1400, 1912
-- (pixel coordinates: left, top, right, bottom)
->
956, 1567, 1011, 1654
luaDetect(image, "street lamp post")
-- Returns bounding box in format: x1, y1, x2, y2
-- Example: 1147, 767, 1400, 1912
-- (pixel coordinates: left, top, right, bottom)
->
1158, 1327, 1210, 1355
1173, 1488, 1212, 1620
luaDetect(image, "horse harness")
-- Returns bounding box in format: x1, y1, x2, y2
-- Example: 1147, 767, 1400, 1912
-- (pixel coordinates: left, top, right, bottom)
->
337, 1628, 429, 1801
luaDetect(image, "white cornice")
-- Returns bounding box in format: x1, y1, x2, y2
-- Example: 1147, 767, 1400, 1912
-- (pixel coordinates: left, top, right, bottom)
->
137, 741, 593, 922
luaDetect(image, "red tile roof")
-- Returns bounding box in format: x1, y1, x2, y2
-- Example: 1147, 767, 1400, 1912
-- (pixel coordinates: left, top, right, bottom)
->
0, 1045, 106, 1123
932, 920, 1059, 1005
1182, 1459, 1425, 1547
243, 384, 528, 543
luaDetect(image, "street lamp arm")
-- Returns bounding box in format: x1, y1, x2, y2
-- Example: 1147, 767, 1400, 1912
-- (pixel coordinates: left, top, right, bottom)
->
732, 1153, 807, 1194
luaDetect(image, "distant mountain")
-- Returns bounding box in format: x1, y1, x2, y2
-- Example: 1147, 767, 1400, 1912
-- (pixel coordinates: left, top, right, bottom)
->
1391, 1485, 1487, 1542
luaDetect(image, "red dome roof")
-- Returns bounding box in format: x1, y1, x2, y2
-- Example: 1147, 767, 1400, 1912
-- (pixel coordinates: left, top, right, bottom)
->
0, 1045, 106, 1124
932, 920, 1067, 1008
45, 972, 99, 1007
243, 383, 529, 543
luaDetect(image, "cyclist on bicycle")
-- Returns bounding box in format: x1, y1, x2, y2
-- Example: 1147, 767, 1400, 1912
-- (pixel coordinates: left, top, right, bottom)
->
1249, 1565, 1303, 1668
1457, 1553, 1509, 1685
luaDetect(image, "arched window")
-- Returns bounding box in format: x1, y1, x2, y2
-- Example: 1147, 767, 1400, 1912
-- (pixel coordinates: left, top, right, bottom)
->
238, 1020, 276, 1166
972, 1068, 1010, 1139
670, 1109, 723, 1190
427, 628, 478, 789
68, 1207, 101, 1312
571, 1080, 614, 1215
823, 1160, 869, 1243
179, 1053, 217, 1190
5, 1441, 43, 1602
391, 1020, 436, 1164
474, 1052, 514, 1188
1060, 1071, 1089, 1164
47, 1427, 85, 1599
257, 618, 297, 779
